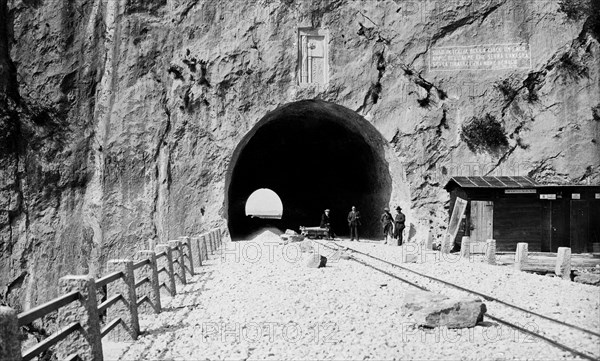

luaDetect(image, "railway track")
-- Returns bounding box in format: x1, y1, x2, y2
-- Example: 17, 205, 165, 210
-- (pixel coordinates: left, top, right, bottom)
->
314, 240, 600, 361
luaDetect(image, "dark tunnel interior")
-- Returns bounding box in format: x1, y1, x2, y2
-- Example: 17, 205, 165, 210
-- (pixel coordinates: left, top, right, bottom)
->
226, 100, 392, 240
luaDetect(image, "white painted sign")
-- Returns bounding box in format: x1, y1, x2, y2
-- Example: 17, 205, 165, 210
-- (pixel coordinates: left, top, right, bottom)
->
572, 193, 581, 200
540, 194, 556, 200
429, 43, 531, 71
505, 189, 536, 194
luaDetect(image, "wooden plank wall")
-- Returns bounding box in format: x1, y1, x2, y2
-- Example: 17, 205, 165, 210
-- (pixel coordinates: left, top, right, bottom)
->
570, 200, 590, 253
471, 201, 493, 242
493, 199, 542, 251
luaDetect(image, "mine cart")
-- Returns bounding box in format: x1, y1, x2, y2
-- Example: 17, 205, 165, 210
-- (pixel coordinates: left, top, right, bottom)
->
300, 226, 330, 239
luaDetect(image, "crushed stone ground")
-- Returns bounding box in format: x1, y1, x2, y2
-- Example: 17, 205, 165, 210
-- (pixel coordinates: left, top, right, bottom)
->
103, 233, 600, 360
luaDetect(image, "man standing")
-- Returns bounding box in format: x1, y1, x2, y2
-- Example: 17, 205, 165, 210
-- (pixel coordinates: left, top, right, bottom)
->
347, 206, 361, 241
394, 206, 406, 246
320, 209, 335, 239
381, 207, 394, 242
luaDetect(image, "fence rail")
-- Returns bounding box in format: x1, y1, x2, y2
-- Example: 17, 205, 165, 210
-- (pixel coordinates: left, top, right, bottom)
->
95, 271, 124, 288
18, 291, 80, 327
22, 322, 81, 361
0, 227, 226, 361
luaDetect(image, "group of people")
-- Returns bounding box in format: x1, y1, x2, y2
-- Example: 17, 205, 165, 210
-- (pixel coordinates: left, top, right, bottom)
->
319, 205, 406, 244
380, 206, 406, 245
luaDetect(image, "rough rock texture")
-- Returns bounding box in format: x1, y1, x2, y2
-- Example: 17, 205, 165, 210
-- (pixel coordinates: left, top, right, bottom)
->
402, 290, 487, 328
0, 0, 599, 309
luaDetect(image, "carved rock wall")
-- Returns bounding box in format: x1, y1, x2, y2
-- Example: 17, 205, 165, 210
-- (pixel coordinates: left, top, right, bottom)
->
1, 0, 598, 307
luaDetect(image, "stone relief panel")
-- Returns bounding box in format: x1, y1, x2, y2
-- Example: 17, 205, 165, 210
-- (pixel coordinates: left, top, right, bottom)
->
298, 28, 329, 86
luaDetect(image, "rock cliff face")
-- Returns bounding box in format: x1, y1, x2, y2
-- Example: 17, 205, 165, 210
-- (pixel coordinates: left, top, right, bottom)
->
1, 0, 599, 307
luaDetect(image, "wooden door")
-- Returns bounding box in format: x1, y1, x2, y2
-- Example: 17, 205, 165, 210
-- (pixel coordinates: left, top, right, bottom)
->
541, 201, 552, 252
570, 200, 589, 253
551, 200, 569, 250
471, 201, 494, 242
590, 200, 600, 253
493, 199, 542, 251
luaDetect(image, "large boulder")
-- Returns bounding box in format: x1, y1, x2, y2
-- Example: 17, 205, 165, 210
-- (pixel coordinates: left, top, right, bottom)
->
402, 290, 486, 328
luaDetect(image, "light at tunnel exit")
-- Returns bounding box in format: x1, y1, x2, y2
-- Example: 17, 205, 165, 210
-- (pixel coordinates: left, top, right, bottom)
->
245, 188, 283, 219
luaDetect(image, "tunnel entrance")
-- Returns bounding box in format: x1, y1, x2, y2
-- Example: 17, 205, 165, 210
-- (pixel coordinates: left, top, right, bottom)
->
225, 100, 393, 240
245, 188, 283, 219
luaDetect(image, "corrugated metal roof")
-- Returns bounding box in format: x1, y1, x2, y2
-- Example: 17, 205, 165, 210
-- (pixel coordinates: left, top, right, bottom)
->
445, 176, 538, 189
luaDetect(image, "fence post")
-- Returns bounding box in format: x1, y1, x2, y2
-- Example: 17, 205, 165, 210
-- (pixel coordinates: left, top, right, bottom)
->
441, 233, 453, 254
485, 239, 496, 265
179, 236, 195, 275
425, 229, 433, 250
514, 243, 528, 270
193, 236, 203, 266
210, 231, 216, 255
213, 229, 219, 254
136, 251, 162, 314
190, 236, 203, 267
460, 236, 470, 259
55, 275, 103, 360
0, 306, 22, 361
107, 260, 140, 341
202, 233, 209, 260
156, 244, 177, 296
555, 247, 572, 280
169, 240, 187, 284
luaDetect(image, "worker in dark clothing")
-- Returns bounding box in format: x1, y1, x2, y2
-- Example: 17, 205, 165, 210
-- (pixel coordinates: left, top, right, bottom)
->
394, 206, 406, 245
320, 209, 335, 239
347, 206, 361, 241
381, 207, 394, 242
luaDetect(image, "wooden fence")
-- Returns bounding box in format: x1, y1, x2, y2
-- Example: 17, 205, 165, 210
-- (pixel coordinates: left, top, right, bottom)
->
0, 228, 224, 361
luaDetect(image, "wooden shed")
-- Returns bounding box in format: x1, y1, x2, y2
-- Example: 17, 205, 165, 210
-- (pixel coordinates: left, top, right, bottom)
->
444, 176, 600, 253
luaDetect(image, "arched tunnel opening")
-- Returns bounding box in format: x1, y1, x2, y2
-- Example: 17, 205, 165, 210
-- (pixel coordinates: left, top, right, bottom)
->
225, 100, 393, 240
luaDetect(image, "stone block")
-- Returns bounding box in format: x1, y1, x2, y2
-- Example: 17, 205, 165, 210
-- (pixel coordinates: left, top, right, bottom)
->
555, 247, 571, 280
574, 273, 600, 286
0, 306, 22, 361
107, 260, 140, 341
402, 290, 486, 329
56, 275, 103, 360
305, 254, 327, 268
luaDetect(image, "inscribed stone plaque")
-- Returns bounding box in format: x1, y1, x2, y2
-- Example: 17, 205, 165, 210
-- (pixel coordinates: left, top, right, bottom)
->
298, 29, 328, 85
429, 43, 531, 71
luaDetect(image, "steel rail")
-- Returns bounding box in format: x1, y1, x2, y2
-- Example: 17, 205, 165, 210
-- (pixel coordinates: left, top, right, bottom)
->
334, 241, 600, 338
316, 241, 600, 361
